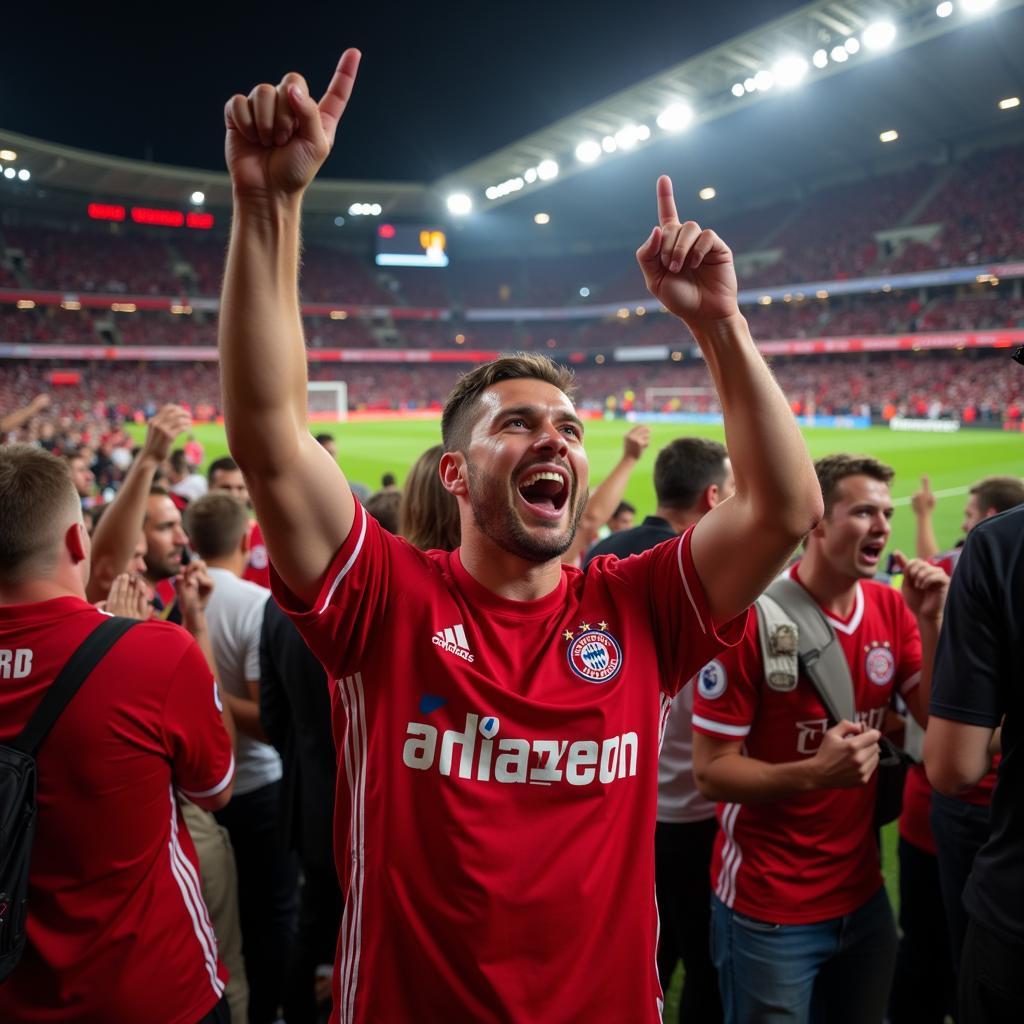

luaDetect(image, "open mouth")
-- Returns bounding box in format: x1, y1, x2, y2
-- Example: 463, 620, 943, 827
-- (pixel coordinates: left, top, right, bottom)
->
860, 543, 884, 564
516, 467, 570, 519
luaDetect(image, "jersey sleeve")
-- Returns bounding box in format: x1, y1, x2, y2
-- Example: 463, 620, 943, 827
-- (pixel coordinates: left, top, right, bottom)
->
269, 495, 407, 679
930, 528, 1005, 727
597, 526, 750, 693
691, 614, 763, 741
895, 594, 924, 696
162, 635, 235, 801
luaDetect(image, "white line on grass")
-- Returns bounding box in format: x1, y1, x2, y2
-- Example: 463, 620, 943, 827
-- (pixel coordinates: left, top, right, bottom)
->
892, 485, 969, 507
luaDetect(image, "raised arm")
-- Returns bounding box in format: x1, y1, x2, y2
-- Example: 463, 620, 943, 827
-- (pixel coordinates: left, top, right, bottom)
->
635, 176, 822, 623
86, 403, 190, 603
219, 50, 362, 605
561, 425, 650, 564
1, 393, 49, 434
911, 476, 940, 561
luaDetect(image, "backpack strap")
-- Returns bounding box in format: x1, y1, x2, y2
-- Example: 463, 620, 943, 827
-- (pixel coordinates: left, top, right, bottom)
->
764, 576, 856, 725
11, 616, 140, 756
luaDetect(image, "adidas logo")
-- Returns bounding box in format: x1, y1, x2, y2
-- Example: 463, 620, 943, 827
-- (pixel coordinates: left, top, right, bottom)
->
432, 623, 475, 664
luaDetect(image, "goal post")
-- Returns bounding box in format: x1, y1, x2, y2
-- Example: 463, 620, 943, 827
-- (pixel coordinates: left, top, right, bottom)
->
307, 380, 349, 422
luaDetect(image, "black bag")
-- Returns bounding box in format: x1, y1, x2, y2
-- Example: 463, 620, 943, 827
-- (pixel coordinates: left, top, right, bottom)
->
0, 616, 138, 982
757, 578, 912, 830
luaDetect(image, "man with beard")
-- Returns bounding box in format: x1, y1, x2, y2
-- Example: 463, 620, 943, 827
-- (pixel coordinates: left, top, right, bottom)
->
217, 49, 822, 1023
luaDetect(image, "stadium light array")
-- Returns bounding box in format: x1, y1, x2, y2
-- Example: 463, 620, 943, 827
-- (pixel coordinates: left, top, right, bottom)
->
863, 21, 897, 50
536, 159, 559, 181
831, 45, 850, 63
812, 49, 829, 69
190, 190, 205, 205
575, 139, 602, 163
731, 83, 745, 97
656, 102, 693, 132
773, 55, 809, 88
602, 135, 618, 153
3, 168, 15, 179
744, 77, 756, 93
446, 193, 472, 216
880, 129, 899, 143
753, 69, 775, 91
0, 149, 16, 161
348, 203, 382, 216
936, 1, 954, 15
17, 169, 29, 182
844, 36, 861, 54
523, 168, 538, 183
999, 96, 1021, 109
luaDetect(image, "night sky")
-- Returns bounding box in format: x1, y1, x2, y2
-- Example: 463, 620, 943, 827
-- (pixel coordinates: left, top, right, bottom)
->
1, 1, 806, 181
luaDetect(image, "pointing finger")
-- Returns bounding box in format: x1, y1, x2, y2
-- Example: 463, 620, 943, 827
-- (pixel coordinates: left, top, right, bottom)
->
317, 49, 362, 148
921, 475, 931, 493
656, 175, 679, 228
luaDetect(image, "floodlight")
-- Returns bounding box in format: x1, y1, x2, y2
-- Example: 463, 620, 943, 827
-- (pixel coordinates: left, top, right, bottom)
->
576, 140, 602, 163
744, 78, 756, 93
536, 159, 559, 180
773, 55, 809, 88
447, 193, 472, 216
190, 190, 205, 205
863, 21, 897, 50
579, 287, 590, 298
636, 124, 651, 141
334, 216, 345, 226
831, 46, 849, 63
3, 168, 15, 179
0, 149, 16, 161
731, 83, 745, 97
936, 1, 954, 15
999, 96, 1021, 109
524, 167, 538, 184
812, 49, 829, 68
534, 212, 550, 225
656, 102, 694, 132
754, 69, 775, 91
17, 169, 30, 181
699, 187, 716, 200
370, 204, 382, 215
962, 0, 996, 11
485, 187, 498, 200
615, 125, 642, 150
879, 129, 899, 143
844, 36, 861, 54
602, 136, 618, 153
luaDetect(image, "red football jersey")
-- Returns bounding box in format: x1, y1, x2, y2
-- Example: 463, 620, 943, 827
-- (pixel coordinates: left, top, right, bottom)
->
271, 498, 746, 1023
692, 565, 922, 924
243, 519, 271, 588
0, 597, 234, 1024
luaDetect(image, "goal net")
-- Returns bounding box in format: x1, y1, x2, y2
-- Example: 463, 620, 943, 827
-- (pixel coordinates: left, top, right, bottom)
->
642, 386, 718, 413
307, 380, 349, 422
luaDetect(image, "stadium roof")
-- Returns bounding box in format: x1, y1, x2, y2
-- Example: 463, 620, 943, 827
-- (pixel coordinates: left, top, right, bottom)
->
2, 0, 1023, 251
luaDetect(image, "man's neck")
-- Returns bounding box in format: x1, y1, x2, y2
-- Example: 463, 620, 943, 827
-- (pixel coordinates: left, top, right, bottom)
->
458, 532, 563, 602
655, 506, 701, 535
0, 578, 85, 607
796, 547, 860, 619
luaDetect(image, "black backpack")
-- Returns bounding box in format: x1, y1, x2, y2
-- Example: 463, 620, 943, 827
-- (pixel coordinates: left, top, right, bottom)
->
0, 615, 138, 982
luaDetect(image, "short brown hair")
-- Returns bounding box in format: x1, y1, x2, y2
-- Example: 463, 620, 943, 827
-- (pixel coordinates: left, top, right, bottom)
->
440, 353, 576, 452
184, 492, 250, 560
0, 444, 81, 584
654, 437, 728, 510
815, 454, 894, 516
970, 476, 1024, 515
399, 444, 461, 552
365, 489, 402, 535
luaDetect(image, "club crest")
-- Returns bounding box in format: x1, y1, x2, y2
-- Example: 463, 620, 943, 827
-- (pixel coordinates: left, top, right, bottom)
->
566, 623, 623, 684
697, 659, 728, 700
865, 643, 895, 686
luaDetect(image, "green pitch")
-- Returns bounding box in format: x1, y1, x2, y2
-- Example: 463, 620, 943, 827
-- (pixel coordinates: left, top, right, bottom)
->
134, 416, 1019, 1018
151, 418, 1023, 557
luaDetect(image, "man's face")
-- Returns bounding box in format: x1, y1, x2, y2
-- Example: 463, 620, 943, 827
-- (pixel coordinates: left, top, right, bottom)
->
461, 379, 589, 563
608, 509, 635, 532
813, 474, 893, 582
130, 532, 149, 578
69, 457, 95, 497
210, 467, 250, 506
143, 495, 187, 581
962, 494, 988, 536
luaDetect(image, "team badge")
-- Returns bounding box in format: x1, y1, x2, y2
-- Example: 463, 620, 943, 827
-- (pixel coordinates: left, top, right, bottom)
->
565, 621, 623, 683
865, 642, 895, 686
697, 660, 728, 700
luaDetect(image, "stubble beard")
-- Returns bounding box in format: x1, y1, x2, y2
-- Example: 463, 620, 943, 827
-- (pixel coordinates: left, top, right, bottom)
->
466, 461, 587, 564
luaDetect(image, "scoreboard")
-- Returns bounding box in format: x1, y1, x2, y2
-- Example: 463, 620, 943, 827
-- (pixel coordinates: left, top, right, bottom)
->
374, 224, 449, 268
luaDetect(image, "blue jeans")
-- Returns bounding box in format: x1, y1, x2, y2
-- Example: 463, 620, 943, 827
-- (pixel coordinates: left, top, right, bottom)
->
711, 887, 897, 1024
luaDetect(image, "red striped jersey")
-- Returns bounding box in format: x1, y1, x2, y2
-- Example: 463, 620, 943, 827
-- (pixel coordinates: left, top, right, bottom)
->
0, 597, 234, 1023
692, 565, 922, 924
272, 497, 746, 1023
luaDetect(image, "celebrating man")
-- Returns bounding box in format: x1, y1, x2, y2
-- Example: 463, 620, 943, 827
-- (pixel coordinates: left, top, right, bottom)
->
218, 49, 822, 1023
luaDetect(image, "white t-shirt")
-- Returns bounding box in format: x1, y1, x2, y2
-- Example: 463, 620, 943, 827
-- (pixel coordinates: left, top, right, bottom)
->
657, 678, 717, 823
204, 567, 280, 795
171, 473, 208, 503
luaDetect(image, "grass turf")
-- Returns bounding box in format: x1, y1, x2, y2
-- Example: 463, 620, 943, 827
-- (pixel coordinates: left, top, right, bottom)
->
141, 417, 1019, 1018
